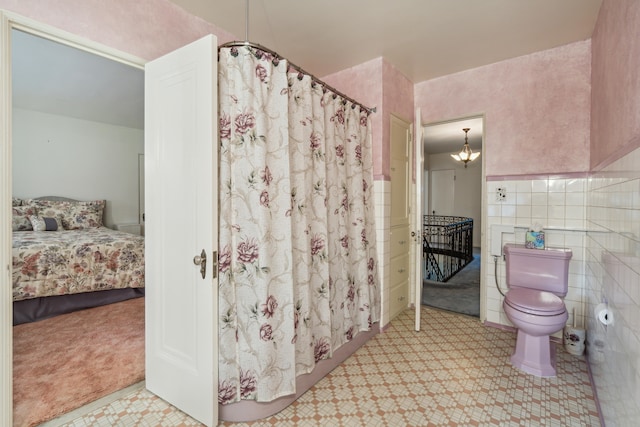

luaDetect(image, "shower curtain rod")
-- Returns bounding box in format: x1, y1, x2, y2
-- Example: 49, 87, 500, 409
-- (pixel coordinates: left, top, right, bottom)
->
219, 40, 377, 115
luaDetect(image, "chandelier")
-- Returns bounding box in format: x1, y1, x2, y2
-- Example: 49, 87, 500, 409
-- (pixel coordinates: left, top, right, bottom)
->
451, 127, 480, 168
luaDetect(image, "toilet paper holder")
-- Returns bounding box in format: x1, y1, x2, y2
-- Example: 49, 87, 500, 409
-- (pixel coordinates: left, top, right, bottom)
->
595, 303, 613, 326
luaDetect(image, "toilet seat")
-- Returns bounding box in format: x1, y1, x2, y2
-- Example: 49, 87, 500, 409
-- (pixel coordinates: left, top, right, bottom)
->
505, 288, 565, 316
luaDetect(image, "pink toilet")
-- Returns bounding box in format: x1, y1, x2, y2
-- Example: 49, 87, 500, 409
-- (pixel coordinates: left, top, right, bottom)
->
503, 243, 572, 377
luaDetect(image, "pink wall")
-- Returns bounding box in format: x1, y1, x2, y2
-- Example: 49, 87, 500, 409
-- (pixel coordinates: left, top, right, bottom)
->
590, 0, 640, 170
0, 0, 236, 60
382, 60, 415, 179
324, 58, 414, 178
1, 0, 413, 180
382, 59, 415, 124
415, 40, 592, 177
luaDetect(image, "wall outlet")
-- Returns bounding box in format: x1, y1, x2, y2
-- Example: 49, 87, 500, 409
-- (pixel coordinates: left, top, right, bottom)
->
496, 187, 507, 201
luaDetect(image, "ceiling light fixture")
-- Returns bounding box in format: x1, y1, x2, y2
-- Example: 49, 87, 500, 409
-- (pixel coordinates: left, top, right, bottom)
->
451, 127, 480, 168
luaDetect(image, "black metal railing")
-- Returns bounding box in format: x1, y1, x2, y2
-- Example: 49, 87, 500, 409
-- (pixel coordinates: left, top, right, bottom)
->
423, 215, 474, 282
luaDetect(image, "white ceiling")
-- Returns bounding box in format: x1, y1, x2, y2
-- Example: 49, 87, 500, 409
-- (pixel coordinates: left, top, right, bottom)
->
424, 117, 483, 155
11, 30, 144, 129
10, 0, 602, 142
171, 0, 600, 156
172, 0, 602, 82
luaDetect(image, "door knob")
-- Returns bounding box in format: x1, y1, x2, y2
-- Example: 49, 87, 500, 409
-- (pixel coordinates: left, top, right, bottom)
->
193, 249, 207, 279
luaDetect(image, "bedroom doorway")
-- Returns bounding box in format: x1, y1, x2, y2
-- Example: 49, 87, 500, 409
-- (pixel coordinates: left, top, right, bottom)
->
4, 16, 221, 427
3, 16, 146, 427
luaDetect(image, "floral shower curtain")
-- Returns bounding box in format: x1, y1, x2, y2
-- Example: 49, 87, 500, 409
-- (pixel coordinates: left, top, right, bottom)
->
217, 45, 380, 404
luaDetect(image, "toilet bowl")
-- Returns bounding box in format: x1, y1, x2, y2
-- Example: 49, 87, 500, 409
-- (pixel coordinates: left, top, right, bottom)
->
502, 244, 572, 377
503, 288, 568, 376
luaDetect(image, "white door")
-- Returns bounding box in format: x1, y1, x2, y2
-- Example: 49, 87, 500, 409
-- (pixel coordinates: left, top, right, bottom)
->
390, 116, 411, 227
430, 169, 455, 216
145, 35, 218, 427
413, 109, 423, 331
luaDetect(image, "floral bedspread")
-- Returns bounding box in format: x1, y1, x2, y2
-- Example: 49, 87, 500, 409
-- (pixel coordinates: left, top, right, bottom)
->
12, 227, 144, 301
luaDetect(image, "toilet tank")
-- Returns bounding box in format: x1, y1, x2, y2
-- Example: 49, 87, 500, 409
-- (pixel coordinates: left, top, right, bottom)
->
504, 243, 572, 296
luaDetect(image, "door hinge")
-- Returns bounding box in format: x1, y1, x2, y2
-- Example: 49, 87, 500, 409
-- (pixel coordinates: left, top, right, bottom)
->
212, 250, 218, 279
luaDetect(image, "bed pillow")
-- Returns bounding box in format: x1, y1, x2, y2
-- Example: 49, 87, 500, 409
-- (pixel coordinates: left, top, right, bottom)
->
29, 215, 64, 231
29, 200, 71, 228
12, 205, 37, 231
66, 200, 105, 229
28, 199, 106, 229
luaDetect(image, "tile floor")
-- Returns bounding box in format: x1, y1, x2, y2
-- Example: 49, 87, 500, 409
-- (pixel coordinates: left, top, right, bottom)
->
48, 307, 601, 426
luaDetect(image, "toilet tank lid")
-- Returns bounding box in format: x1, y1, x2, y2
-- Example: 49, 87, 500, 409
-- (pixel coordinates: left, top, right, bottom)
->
504, 243, 572, 259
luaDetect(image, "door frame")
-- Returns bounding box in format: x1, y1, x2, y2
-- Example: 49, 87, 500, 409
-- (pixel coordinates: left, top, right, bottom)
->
0, 11, 145, 426
412, 109, 423, 331
419, 114, 487, 322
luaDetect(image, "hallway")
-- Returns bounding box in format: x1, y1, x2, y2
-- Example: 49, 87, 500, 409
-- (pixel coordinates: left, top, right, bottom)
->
49, 306, 600, 426
422, 247, 481, 317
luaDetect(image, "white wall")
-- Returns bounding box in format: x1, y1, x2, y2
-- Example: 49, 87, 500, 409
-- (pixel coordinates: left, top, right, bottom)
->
585, 146, 640, 425
426, 152, 482, 246
12, 108, 143, 228
374, 179, 391, 327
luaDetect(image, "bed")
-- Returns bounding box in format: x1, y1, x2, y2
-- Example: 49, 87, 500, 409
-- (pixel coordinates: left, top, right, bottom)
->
11, 196, 145, 325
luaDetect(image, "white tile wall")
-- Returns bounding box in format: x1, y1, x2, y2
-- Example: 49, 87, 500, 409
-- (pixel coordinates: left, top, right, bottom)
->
373, 180, 391, 328
485, 176, 588, 334
585, 146, 640, 426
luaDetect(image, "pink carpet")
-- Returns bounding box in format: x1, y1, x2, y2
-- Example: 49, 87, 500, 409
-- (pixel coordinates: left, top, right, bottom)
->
13, 297, 145, 427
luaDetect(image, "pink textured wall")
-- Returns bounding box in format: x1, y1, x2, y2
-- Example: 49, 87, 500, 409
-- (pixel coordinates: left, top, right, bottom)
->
382, 59, 414, 124
382, 60, 415, 179
0, 0, 236, 60
415, 40, 592, 177
590, 0, 640, 170
324, 58, 414, 178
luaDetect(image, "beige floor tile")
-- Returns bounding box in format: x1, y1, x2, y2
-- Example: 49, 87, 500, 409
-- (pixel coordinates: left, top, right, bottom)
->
52, 307, 601, 427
